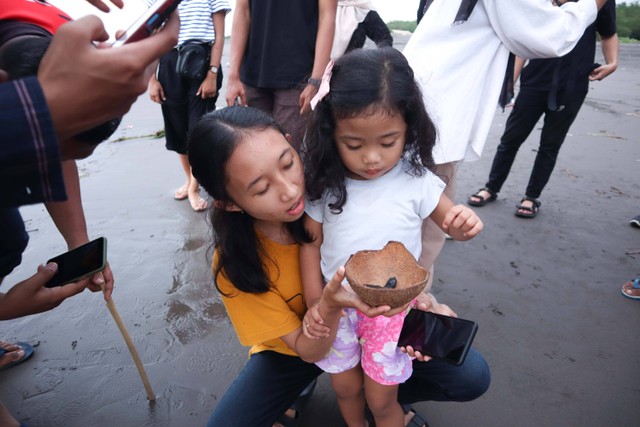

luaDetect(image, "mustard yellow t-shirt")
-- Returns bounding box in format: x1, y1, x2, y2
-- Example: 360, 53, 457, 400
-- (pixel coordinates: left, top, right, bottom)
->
213, 236, 305, 357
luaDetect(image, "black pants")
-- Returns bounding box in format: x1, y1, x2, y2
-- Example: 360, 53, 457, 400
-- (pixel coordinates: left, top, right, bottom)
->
157, 48, 222, 155
485, 80, 588, 199
345, 11, 393, 53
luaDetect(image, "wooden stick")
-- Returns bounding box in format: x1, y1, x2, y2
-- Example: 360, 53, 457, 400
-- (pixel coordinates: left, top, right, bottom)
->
102, 286, 156, 401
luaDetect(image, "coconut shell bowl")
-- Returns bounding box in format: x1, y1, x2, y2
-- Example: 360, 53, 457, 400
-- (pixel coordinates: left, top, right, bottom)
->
344, 241, 429, 309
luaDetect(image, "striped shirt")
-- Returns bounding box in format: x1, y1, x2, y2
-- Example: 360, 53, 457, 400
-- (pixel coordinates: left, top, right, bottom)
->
177, 0, 231, 46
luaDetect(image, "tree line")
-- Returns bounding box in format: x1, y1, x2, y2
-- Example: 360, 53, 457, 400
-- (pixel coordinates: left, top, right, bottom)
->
387, 3, 640, 41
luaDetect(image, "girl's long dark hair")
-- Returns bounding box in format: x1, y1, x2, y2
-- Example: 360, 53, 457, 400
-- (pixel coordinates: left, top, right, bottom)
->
302, 47, 437, 213
189, 106, 311, 295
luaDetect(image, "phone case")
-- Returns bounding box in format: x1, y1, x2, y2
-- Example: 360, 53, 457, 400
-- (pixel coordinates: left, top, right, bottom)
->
397, 310, 478, 366
45, 237, 108, 288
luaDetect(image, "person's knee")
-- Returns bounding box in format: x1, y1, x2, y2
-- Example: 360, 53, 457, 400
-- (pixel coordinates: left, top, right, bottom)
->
449, 349, 491, 401
331, 375, 363, 401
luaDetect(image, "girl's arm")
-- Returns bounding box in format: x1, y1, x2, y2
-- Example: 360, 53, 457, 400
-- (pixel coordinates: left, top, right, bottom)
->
299, 215, 329, 338
280, 267, 390, 363
429, 193, 483, 241
299, 215, 324, 307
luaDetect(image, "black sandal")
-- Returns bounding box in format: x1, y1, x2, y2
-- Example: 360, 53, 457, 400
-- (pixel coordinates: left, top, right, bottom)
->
514, 197, 541, 218
467, 187, 497, 207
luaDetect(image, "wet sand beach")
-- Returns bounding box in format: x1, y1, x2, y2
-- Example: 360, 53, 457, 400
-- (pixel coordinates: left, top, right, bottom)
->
1, 34, 639, 426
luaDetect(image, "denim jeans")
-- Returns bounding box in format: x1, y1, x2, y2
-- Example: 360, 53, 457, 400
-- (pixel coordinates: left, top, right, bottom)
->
206, 348, 490, 427
485, 82, 588, 199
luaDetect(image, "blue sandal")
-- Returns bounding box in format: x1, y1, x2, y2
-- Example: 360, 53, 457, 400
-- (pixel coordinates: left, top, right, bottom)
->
0, 341, 34, 372
622, 278, 640, 300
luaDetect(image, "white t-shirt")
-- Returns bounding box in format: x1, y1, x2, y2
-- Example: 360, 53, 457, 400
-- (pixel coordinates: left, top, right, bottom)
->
305, 160, 445, 284
403, 0, 598, 164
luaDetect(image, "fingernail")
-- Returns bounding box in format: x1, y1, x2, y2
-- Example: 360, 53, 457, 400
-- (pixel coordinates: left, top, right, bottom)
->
45, 262, 58, 272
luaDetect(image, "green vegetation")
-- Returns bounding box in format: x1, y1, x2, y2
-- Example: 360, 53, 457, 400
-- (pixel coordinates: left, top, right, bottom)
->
617, 3, 640, 40
386, 3, 640, 42
387, 20, 416, 33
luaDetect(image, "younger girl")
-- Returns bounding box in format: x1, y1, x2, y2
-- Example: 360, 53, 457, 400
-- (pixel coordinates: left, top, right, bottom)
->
300, 47, 483, 427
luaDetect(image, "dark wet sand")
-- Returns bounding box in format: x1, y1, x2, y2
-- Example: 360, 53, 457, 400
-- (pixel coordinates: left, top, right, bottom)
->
1, 34, 639, 427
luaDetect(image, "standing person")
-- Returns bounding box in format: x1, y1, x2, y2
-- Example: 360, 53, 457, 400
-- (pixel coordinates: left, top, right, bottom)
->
467, 0, 618, 219
403, 0, 607, 284
148, 0, 230, 212
224, 0, 336, 149
300, 48, 483, 427
188, 106, 490, 427
330, 0, 392, 60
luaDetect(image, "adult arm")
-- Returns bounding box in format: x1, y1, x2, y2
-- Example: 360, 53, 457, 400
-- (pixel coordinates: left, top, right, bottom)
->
486, 0, 603, 60
39, 13, 179, 144
513, 56, 526, 84
590, 32, 618, 81
0, 78, 66, 208
299, 216, 325, 307
44, 160, 115, 300
225, 0, 250, 106
199, 9, 227, 99
299, 0, 337, 114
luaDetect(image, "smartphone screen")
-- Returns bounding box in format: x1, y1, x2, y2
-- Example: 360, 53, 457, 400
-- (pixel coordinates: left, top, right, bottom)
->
45, 237, 107, 288
111, 0, 183, 47
397, 310, 478, 366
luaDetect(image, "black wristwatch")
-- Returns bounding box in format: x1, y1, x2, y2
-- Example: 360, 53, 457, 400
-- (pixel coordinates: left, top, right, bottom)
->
307, 77, 321, 88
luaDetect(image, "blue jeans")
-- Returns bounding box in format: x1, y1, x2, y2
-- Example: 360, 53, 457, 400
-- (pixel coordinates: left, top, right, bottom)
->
206, 349, 490, 427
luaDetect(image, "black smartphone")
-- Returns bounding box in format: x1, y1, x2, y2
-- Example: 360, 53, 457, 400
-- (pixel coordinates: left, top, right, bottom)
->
111, 0, 183, 47
45, 237, 108, 288
397, 309, 478, 366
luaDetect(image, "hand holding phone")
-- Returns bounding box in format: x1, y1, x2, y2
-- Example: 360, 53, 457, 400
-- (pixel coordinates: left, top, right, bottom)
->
111, 0, 183, 47
398, 309, 478, 366
45, 237, 108, 288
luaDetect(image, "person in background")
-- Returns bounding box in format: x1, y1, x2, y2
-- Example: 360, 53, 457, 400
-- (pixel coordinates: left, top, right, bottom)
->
330, 0, 392, 60
148, 0, 231, 212
467, 0, 618, 219
225, 0, 337, 150
403, 0, 608, 288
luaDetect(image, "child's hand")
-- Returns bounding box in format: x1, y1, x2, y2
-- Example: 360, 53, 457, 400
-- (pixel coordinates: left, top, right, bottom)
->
442, 204, 483, 240
303, 303, 330, 339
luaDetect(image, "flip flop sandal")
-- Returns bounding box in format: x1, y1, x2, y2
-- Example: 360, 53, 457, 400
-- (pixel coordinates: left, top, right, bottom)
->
402, 405, 430, 427
467, 187, 497, 207
275, 378, 317, 427
0, 342, 34, 372
622, 278, 640, 300
630, 215, 640, 229
514, 197, 541, 219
